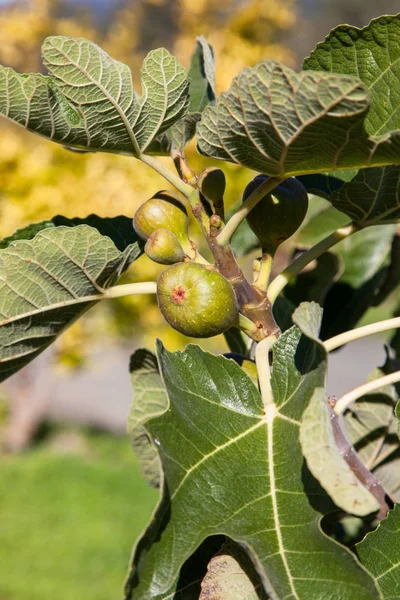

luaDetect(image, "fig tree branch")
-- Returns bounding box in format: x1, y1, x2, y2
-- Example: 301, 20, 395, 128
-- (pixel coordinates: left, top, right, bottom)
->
267, 224, 355, 303
139, 153, 194, 198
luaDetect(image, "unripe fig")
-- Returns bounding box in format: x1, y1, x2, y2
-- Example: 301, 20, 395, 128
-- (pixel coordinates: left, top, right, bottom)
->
157, 263, 239, 338
243, 175, 308, 256
145, 228, 186, 265
133, 190, 189, 245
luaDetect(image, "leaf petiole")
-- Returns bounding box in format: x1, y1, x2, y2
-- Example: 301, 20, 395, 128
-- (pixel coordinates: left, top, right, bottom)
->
324, 315, 400, 352
267, 223, 355, 303
139, 154, 194, 198
255, 334, 278, 409
104, 282, 157, 299
334, 370, 400, 415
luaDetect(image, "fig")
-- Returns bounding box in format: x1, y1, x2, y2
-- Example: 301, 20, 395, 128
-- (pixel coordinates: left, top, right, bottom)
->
157, 263, 239, 338
145, 228, 186, 265
133, 190, 190, 245
243, 175, 308, 256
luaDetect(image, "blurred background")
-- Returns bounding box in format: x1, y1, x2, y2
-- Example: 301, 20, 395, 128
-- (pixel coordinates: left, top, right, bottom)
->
0, 1, 398, 598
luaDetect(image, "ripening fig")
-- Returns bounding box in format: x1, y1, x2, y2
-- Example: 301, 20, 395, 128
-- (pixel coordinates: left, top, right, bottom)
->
157, 263, 239, 338
145, 228, 186, 265
243, 175, 308, 256
133, 190, 190, 246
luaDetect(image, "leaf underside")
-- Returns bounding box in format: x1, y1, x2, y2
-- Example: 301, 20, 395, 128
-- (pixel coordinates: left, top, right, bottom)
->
0, 218, 141, 382
196, 59, 400, 178
0, 36, 189, 156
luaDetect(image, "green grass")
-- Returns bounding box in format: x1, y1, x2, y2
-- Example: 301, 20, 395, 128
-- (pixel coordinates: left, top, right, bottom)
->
0, 428, 159, 600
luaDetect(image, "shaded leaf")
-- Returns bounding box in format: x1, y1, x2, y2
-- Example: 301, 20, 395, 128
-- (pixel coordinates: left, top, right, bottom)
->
296, 174, 348, 200
373, 449, 400, 503
295, 197, 350, 247
285, 251, 342, 307
335, 226, 396, 288
330, 166, 400, 227
344, 391, 396, 472
128, 349, 168, 488
0, 223, 141, 382
357, 505, 400, 599
126, 306, 380, 599
167, 37, 215, 153
0, 36, 189, 156
300, 388, 380, 516
196, 59, 400, 177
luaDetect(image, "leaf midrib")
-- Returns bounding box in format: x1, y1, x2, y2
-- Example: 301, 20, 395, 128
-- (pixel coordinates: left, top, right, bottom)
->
46, 40, 141, 155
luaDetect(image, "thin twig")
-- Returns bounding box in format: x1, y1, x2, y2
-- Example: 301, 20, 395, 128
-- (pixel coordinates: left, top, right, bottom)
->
104, 282, 157, 299
140, 154, 193, 198
324, 316, 400, 352
334, 370, 400, 415
267, 224, 355, 303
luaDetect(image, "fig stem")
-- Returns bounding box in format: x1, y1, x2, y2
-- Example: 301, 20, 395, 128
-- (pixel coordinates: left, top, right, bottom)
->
140, 154, 194, 198
238, 313, 262, 339
334, 369, 400, 416
104, 282, 157, 299
255, 335, 278, 409
254, 253, 273, 292
324, 315, 400, 352
267, 223, 355, 303
217, 176, 284, 247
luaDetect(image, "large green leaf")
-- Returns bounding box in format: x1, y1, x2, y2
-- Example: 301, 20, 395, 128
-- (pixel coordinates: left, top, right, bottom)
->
125, 308, 380, 599
0, 36, 189, 156
0, 221, 142, 382
196, 59, 400, 177
329, 166, 400, 227
335, 225, 396, 288
357, 504, 400, 599
303, 14, 400, 137
128, 349, 167, 488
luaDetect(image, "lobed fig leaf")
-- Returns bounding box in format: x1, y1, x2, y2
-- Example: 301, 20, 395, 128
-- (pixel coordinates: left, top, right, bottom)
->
157, 263, 238, 338
144, 229, 186, 265
133, 190, 190, 247
243, 175, 308, 255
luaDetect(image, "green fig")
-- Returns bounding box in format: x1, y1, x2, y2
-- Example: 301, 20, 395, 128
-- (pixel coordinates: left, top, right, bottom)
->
133, 190, 190, 245
145, 228, 186, 265
243, 175, 308, 256
157, 263, 239, 338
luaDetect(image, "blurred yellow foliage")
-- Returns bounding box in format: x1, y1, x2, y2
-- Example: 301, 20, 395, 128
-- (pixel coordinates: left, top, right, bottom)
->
0, 0, 297, 366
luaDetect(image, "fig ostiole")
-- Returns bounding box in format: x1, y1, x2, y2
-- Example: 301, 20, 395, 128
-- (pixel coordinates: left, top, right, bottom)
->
133, 190, 193, 254
243, 175, 308, 256
157, 263, 239, 338
145, 229, 187, 265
